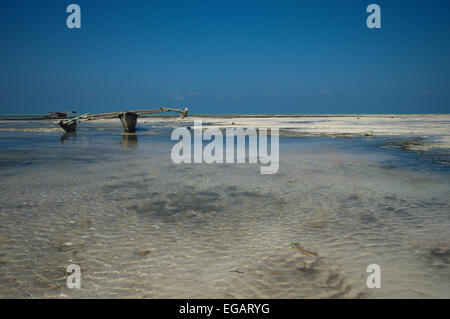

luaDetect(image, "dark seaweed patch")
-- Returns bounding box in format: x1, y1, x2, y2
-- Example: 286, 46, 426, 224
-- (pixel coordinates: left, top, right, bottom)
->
130, 190, 222, 219
429, 247, 450, 263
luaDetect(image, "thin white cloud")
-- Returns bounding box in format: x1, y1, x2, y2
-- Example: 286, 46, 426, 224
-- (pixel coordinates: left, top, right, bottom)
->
165, 92, 185, 101
165, 90, 198, 100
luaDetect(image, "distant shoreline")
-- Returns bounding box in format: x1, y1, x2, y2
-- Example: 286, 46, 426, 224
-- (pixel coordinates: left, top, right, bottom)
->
1, 113, 449, 121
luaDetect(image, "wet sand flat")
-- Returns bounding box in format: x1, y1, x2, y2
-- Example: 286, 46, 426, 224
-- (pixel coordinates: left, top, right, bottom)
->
0, 116, 449, 298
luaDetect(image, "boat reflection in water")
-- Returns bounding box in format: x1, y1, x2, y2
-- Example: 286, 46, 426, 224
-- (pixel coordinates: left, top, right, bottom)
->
59, 132, 77, 143
120, 133, 138, 148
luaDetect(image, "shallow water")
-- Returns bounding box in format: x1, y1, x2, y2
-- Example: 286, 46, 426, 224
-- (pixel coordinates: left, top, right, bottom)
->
0, 120, 449, 298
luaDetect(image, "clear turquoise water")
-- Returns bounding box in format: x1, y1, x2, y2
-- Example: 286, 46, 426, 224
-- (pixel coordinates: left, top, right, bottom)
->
0, 120, 449, 298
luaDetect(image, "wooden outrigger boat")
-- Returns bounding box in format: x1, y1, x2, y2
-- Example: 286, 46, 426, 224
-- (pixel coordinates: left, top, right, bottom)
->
57, 107, 188, 133
59, 120, 78, 132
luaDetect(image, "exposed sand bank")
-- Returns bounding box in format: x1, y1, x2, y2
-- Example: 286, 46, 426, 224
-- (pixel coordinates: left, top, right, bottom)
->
145, 114, 450, 151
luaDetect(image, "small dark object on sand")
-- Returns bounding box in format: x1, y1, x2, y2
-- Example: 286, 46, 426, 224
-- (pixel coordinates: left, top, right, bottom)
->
135, 249, 152, 257
430, 247, 450, 262
230, 270, 244, 274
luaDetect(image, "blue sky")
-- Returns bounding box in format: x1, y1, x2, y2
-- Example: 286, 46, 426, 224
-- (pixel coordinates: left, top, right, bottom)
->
0, 0, 449, 114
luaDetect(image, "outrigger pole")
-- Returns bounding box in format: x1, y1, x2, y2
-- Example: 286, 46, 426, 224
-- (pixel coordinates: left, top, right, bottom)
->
58, 107, 188, 133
